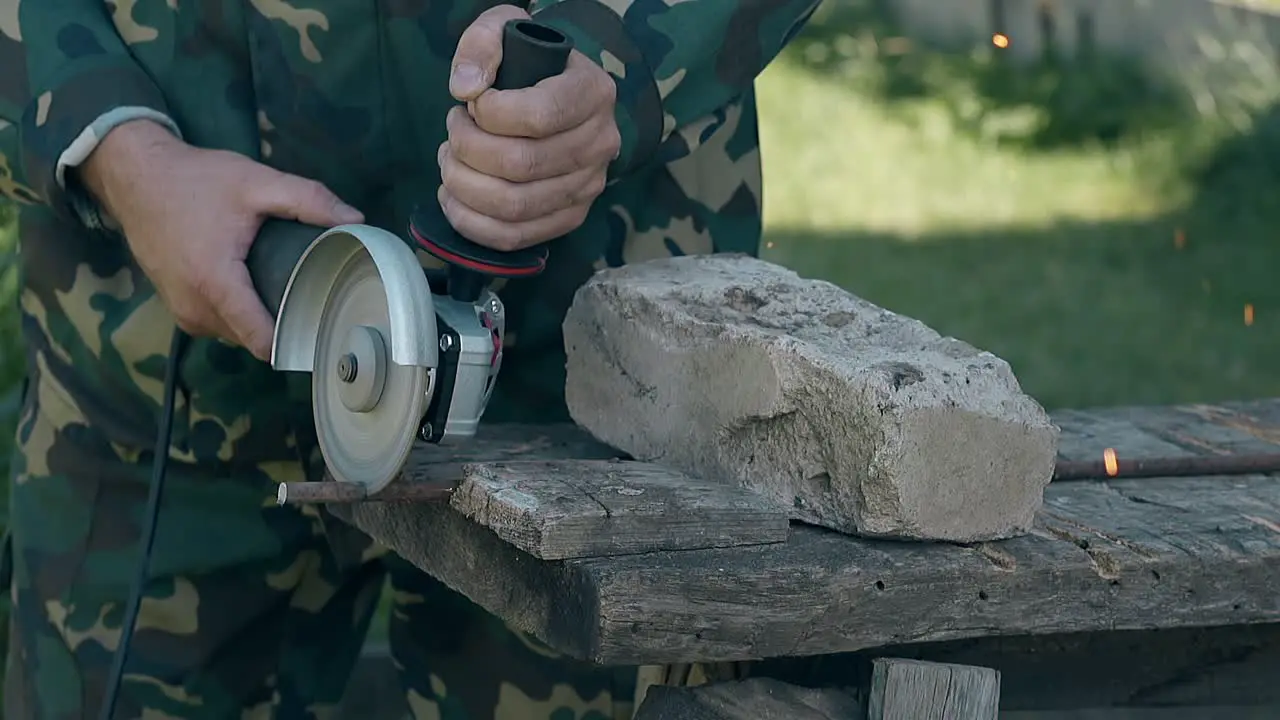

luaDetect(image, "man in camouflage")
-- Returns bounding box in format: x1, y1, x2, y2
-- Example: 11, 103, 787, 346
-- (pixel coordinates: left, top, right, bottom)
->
0, 0, 819, 716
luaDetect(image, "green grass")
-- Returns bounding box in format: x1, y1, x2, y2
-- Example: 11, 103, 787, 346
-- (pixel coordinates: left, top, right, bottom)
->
755, 0, 1280, 411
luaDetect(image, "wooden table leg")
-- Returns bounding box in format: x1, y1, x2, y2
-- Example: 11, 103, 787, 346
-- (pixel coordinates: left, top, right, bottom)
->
868, 658, 1000, 720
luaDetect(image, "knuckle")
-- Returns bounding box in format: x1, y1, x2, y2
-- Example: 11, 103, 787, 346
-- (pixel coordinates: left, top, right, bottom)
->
501, 145, 538, 182
439, 195, 461, 225
448, 133, 471, 167
584, 172, 607, 200
459, 19, 498, 48
241, 326, 268, 353
169, 300, 203, 334
300, 178, 331, 206
190, 271, 218, 305
447, 113, 474, 153
526, 99, 559, 137
495, 227, 525, 252
593, 70, 617, 105
498, 192, 530, 223
439, 155, 455, 187
588, 113, 621, 159
446, 105, 464, 134
604, 123, 622, 158
478, 3, 528, 25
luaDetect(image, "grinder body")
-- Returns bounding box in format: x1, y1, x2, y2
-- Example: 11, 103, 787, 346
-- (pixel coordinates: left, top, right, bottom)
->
245, 19, 574, 492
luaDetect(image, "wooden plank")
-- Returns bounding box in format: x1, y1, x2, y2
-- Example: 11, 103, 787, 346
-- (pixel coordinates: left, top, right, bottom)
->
397, 424, 626, 467
333, 471, 1280, 664
361, 429, 790, 558
448, 459, 789, 559
633, 678, 864, 719
867, 658, 999, 720
1053, 401, 1280, 462
331, 399, 1280, 665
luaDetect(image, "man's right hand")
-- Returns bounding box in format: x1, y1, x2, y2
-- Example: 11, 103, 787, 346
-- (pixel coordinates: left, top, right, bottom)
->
79, 120, 364, 362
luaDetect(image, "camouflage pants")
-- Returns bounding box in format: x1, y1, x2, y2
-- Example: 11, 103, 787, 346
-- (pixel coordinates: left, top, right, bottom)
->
1, 376, 639, 719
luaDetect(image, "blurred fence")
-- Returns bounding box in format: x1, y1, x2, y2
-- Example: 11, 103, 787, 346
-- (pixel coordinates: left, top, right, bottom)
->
890, 0, 1280, 66
890, 0, 1280, 110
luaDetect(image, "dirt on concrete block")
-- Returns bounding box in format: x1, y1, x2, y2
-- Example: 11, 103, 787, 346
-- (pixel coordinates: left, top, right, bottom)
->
562, 254, 1059, 542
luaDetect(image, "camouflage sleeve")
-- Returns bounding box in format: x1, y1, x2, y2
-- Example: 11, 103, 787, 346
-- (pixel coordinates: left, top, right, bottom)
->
17, 0, 181, 224
529, 0, 821, 178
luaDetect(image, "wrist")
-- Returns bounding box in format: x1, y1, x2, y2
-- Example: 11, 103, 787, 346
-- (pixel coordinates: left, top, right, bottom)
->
78, 119, 183, 222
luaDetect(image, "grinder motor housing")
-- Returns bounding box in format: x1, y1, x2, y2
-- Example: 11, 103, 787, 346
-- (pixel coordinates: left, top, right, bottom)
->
246, 19, 575, 491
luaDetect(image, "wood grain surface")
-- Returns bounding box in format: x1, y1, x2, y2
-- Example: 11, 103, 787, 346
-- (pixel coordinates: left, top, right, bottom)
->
329, 399, 1280, 665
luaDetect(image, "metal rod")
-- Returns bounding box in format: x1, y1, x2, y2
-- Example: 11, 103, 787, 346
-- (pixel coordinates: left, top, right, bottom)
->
277, 480, 456, 505
277, 451, 1280, 505
1052, 452, 1280, 481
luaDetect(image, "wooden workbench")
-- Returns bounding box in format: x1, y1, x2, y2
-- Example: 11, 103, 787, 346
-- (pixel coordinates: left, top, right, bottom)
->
326, 398, 1280, 713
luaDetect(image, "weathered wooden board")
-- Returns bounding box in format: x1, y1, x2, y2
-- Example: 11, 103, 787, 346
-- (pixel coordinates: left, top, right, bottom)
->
868, 658, 999, 720
330, 398, 1280, 665
383, 436, 790, 559
449, 459, 789, 559
633, 678, 864, 719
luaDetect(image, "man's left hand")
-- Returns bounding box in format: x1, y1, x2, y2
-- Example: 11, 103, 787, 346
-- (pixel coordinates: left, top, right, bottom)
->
441, 5, 620, 252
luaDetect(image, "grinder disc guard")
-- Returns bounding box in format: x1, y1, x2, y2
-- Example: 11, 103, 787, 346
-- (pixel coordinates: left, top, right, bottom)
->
313, 251, 430, 492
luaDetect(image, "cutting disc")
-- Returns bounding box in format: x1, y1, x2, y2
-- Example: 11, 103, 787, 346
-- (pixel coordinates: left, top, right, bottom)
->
313, 250, 431, 492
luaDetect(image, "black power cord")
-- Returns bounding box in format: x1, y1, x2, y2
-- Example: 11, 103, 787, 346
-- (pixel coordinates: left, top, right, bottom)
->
97, 327, 189, 720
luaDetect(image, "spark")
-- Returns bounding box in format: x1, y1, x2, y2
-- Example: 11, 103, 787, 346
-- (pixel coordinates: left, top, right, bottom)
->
1103, 448, 1119, 477
1245, 304, 1255, 326
992, 33, 1010, 49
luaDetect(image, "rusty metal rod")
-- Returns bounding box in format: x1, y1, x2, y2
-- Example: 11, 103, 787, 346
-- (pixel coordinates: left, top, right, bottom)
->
277, 480, 456, 505
277, 452, 1280, 505
1052, 452, 1280, 481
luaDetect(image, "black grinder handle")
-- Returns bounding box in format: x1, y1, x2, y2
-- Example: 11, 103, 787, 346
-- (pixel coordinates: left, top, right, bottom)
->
246, 219, 327, 319
409, 19, 575, 302
493, 19, 574, 92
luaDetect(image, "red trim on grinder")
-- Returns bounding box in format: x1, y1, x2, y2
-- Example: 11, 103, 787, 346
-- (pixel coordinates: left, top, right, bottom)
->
409, 224, 546, 277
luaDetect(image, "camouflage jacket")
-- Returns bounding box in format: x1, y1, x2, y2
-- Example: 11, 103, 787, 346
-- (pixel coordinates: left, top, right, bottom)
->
0, 0, 817, 471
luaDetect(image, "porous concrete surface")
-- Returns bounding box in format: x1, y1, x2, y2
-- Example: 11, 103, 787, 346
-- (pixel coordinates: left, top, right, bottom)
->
562, 254, 1060, 542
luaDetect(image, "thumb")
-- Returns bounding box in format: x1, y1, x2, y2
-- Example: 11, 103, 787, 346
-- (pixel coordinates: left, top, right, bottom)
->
250, 167, 365, 227
451, 5, 531, 101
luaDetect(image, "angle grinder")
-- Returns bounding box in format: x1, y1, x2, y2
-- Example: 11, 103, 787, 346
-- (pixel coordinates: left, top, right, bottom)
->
247, 18, 573, 494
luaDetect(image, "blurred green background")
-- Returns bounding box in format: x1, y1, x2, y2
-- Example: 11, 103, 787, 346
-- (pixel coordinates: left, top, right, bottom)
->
755, 0, 1280, 411
0, 0, 1277, 687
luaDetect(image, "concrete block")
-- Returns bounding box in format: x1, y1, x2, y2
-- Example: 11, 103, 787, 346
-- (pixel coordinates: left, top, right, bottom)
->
562, 254, 1059, 542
